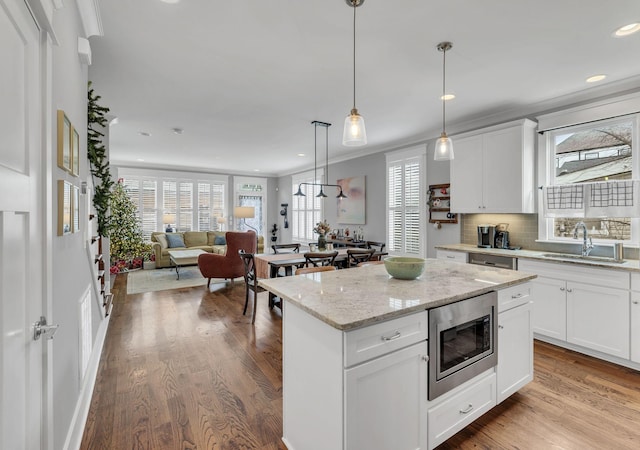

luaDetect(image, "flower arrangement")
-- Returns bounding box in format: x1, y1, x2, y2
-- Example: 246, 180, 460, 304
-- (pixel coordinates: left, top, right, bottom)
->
313, 220, 331, 236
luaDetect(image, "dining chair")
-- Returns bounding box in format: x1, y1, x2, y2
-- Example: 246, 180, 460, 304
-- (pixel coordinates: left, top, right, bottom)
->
346, 248, 376, 267
295, 266, 337, 275
366, 241, 386, 260
304, 251, 338, 267
272, 243, 301, 254
239, 249, 266, 324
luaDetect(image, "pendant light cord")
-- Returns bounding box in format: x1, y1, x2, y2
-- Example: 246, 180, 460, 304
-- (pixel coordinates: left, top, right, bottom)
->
325, 125, 329, 184
352, 2, 357, 110
314, 122, 318, 182
442, 46, 446, 134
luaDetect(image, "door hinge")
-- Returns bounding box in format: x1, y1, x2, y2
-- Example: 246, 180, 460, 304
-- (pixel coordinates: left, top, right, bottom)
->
33, 316, 59, 341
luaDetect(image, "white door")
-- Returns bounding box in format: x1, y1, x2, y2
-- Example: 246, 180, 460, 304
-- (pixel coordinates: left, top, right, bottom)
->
0, 1, 44, 449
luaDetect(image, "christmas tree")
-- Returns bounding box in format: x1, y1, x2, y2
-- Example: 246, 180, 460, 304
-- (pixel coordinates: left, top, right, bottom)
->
109, 180, 150, 271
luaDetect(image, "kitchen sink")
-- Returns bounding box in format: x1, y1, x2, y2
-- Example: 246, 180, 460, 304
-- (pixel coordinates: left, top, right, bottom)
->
540, 253, 625, 264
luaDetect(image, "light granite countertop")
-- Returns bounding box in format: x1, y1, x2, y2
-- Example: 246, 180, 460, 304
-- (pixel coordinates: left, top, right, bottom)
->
435, 243, 640, 272
258, 259, 535, 331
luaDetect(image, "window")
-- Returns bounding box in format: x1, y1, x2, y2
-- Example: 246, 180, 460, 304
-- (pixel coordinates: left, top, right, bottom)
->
234, 176, 267, 236
543, 116, 637, 241
386, 147, 426, 257
291, 169, 324, 243
117, 168, 227, 236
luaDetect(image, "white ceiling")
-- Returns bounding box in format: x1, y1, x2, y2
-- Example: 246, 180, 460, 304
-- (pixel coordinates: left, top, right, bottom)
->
89, 0, 640, 177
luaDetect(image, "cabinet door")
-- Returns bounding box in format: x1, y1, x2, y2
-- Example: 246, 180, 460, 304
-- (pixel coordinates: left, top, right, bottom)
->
497, 302, 533, 403
482, 126, 526, 212
632, 294, 640, 363
530, 276, 567, 340
567, 282, 629, 359
450, 135, 483, 213
345, 341, 428, 450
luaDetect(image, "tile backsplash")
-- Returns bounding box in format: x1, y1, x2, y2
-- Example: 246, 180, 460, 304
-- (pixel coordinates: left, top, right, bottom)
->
460, 213, 639, 259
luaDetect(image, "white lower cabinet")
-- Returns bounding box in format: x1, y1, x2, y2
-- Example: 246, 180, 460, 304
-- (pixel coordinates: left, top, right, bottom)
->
345, 341, 428, 450
528, 276, 567, 340
436, 250, 467, 263
519, 259, 632, 362
567, 282, 629, 358
632, 293, 640, 363
497, 301, 533, 403
427, 371, 496, 448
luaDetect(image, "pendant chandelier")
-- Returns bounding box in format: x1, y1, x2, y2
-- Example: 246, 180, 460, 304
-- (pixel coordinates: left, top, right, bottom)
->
342, 0, 367, 147
434, 41, 454, 161
294, 121, 348, 199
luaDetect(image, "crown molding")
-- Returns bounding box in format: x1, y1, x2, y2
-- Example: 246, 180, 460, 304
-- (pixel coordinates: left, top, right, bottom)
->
76, 0, 103, 38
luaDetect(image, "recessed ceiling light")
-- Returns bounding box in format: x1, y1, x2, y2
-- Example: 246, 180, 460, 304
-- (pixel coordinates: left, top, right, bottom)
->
613, 23, 640, 37
297, 153, 305, 157
172, 127, 183, 135
139, 131, 151, 137
253, 169, 260, 172
160, 0, 181, 4
441, 94, 456, 101
586, 74, 606, 83
136, 158, 144, 162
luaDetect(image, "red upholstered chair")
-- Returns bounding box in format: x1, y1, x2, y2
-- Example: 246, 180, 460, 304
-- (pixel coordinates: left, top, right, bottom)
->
198, 231, 257, 287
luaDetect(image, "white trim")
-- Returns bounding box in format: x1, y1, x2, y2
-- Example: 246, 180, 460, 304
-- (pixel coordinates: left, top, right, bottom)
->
62, 313, 111, 450
116, 166, 228, 183
75, 0, 103, 38
537, 92, 640, 133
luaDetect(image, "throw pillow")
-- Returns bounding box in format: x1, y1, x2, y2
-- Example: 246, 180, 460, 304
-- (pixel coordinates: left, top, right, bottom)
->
166, 234, 186, 248
156, 234, 168, 249
214, 236, 226, 245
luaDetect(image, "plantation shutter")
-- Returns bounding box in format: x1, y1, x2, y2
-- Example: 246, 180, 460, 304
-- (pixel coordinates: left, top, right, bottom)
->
198, 183, 211, 231
386, 148, 426, 257
178, 182, 193, 232
141, 180, 157, 240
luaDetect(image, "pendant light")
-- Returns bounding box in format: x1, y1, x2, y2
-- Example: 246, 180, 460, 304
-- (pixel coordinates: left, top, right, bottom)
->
342, 0, 367, 147
434, 41, 454, 161
294, 121, 348, 199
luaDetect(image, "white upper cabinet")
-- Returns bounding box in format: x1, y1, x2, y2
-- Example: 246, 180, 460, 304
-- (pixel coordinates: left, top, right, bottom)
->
450, 119, 537, 213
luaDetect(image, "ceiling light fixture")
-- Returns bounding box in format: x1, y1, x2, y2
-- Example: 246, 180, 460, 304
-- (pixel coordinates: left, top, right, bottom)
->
434, 41, 454, 161
614, 23, 640, 37
139, 131, 151, 137
342, 0, 367, 147
586, 74, 606, 83
294, 121, 347, 199
172, 127, 183, 134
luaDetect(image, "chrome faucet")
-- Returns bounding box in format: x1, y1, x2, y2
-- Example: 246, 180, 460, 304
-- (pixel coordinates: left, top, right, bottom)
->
573, 221, 594, 257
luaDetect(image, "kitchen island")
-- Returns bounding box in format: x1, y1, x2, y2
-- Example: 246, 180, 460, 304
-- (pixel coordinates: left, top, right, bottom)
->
259, 259, 536, 450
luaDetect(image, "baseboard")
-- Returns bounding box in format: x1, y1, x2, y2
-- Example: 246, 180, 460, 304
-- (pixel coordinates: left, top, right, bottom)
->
62, 313, 111, 450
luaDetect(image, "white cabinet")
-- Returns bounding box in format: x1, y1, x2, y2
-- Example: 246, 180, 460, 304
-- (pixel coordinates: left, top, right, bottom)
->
497, 301, 533, 403
450, 119, 536, 214
567, 282, 629, 359
435, 250, 467, 263
345, 341, 428, 450
632, 293, 640, 363
519, 259, 631, 360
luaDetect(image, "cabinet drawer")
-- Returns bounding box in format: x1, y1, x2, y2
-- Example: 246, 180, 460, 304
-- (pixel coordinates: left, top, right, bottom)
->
344, 311, 428, 367
428, 372, 496, 448
519, 259, 629, 290
498, 283, 531, 312
631, 273, 640, 292
436, 250, 467, 263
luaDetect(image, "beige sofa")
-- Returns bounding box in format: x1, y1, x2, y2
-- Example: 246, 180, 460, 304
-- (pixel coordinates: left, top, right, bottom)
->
150, 231, 264, 268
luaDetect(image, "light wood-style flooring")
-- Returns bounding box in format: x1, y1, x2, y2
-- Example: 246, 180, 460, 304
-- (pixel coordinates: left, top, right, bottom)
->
81, 274, 640, 449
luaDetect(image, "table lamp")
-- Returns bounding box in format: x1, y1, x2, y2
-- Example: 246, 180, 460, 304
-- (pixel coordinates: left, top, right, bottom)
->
234, 206, 257, 233
163, 213, 175, 232
217, 216, 227, 231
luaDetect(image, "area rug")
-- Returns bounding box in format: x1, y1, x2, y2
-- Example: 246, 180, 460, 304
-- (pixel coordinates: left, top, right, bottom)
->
126, 266, 209, 294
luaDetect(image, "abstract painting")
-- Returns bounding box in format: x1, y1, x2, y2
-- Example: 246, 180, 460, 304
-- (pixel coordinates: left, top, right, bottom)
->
337, 176, 365, 224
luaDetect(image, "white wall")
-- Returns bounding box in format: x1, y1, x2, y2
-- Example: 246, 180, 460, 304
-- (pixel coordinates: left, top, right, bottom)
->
50, 3, 97, 449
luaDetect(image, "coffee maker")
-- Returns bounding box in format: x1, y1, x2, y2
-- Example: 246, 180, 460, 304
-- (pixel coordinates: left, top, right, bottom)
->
477, 225, 496, 248
494, 231, 510, 249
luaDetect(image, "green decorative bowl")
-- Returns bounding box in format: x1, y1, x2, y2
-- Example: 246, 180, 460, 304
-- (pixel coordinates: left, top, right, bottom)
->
383, 257, 426, 280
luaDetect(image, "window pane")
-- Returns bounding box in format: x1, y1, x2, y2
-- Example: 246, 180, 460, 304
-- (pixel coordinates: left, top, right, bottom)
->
551, 119, 633, 240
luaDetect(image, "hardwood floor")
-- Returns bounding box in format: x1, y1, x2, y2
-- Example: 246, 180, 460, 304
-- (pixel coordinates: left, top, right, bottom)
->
82, 275, 640, 449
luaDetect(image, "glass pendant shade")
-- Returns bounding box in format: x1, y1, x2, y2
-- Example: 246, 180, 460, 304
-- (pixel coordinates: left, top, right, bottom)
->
342, 109, 367, 146
434, 132, 454, 161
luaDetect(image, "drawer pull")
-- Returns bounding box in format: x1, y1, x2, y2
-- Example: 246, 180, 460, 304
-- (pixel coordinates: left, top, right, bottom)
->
633, 301, 639, 305
560, 287, 565, 291
447, 255, 455, 259
498, 325, 504, 329
381, 331, 401, 342
511, 293, 523, 299
566, 288, 573, 293
459, 404, 474, 414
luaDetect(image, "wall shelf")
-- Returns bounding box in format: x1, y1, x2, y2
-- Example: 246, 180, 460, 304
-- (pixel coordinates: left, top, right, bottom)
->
429, 183, 457, 224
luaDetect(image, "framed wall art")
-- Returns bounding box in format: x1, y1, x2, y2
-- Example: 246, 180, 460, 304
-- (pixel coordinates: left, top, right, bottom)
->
57, 180, 72, 236
336, 175, 366, 224
57, 110, 72, 172
72, 126, 80, 176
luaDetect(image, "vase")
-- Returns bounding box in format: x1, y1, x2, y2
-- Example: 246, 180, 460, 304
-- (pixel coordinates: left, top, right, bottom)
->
317, 234, 327, 251
143, 261, 156, 270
